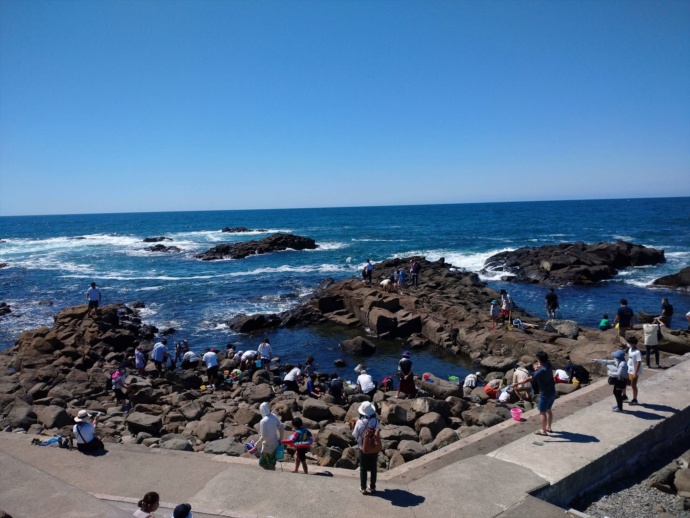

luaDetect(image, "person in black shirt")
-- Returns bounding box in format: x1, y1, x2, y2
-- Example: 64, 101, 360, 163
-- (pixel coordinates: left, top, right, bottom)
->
613, 299, 634, 339
545, 288, 559, 319
657, 297, 674, 328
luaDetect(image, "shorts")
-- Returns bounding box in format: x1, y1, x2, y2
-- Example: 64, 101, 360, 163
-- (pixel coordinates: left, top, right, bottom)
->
296, 449, 307, 461
88, 300, 99, 309
537, 393, 556, 412
500, 309, 510, 316
207, 365, 219, 379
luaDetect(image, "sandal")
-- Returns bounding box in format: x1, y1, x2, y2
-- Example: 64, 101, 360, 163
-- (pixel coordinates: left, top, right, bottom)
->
534, 430, 548, 436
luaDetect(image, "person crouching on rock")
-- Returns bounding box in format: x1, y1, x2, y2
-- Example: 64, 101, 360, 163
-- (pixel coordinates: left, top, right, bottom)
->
249, 402, 285, 470
484, 378, 502, 399
357, 369, 377, 398
72, 410, 104, 454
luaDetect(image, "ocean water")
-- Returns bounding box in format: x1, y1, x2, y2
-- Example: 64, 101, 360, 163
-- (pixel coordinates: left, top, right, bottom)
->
1, 198, 689, 383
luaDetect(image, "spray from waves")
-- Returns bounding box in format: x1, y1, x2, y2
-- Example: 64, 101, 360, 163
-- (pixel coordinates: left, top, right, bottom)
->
11, 255, 96, 275
395, 248, 515, 276
307, 242, 348, 251
351, 238, 409, 242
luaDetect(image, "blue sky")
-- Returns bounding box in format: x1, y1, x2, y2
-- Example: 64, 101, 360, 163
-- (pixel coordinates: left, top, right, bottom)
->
1, 0, 689, 216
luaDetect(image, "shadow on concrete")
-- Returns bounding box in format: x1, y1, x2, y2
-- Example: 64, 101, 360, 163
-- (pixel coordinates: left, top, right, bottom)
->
82, 448, 108, 457
373, 488, 425, 507
543, 431, 600, 444
313, 471, 333, 477
638, 403, 679, 414
624, 409, 668, 421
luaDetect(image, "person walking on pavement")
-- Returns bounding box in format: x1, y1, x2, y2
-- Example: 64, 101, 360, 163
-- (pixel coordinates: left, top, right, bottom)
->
593, 349, 628, 412
512, 351, 556, 436
624, 336, 642, 405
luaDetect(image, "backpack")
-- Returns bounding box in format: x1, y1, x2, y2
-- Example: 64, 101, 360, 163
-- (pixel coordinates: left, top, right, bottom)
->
362, 420, 382, 454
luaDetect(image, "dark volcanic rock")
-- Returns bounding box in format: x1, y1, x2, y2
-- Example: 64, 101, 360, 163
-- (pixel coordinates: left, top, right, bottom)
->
195, 233, 318, 261
339, 337, 376, 356
0, 303, 10, 317
227, 313, 281, 333
142, 237, 172, 243
653, 266, 690, 288
146, 244, 182, 253
0, 263, 7, 268
482, 241, 665, 285
221, 226, 268, 233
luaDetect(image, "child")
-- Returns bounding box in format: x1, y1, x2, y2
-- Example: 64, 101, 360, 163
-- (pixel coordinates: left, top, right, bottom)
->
490, 300, 501, 330
599, 314, 612, 331
287, 417, 311, 474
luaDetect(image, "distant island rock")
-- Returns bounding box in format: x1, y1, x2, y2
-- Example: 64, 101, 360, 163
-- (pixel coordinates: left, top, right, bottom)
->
195, 233, 317, 261
0, 302, 10, 317
481, 241, 665, 285
143, 237, 172, 243
221, 226, 268, 233
146, 244, 182, 253
653, 266, 690, 289
0, 263, 7, 269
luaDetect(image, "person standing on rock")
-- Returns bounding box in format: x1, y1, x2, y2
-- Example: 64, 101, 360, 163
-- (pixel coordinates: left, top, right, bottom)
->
257, 338, 273, 369
410, 260, 421, 286
365, 259, 374, 286
353, 401, 380, 495
593, 350, 628, 412
397, 268, 407, 294
202, 348, 219, 388
613, 299, 634, 339
624, 336, 642, 405
512, 351, 556, 436
657, 297, 674, 328
134, 345, 146, 376
490, 300, 501, 330
545, 288, 559, 319
249, 402, 285, 470
174, 340, 189, 367
85, 282, 101, 316
396, 351, 417, 398
499, 289, 513, 326
151, 338, 168, 377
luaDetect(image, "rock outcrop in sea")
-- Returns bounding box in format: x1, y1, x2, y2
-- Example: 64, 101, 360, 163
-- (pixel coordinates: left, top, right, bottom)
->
221, 226, 268, 233
653, 266, 690, 289
482, 241, 665, 284
195, 233, 318, 261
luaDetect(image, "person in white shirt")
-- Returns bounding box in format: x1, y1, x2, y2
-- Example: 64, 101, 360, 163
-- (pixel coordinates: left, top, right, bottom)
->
624, 336, 643, 405
257, 338, 273, 369
181, 350, 199, 369
134, 345, 146, 376
463, 372, 481, 397
202, 348, 219, 386
642, 322, 661, 368
72, 410, 104, 453
249, 402, 285, 470
151, 338, 168, 377
283, 365, 303, 392
85, 282, 101, 316
357, 369, 377, 397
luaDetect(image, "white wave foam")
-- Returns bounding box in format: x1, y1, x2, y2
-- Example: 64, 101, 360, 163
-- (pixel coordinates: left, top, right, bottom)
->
12, 255, 96, 275
310, 242, 348, 251
400, 248, 515, 273
351, 238, 409, 242
612, 235, 634, 241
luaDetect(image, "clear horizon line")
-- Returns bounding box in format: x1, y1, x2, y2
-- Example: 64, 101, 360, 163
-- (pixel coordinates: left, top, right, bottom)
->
1, 194, 689, 218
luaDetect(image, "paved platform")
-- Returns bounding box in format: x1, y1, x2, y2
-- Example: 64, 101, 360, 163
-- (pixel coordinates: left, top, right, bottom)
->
0, 356, 687, 518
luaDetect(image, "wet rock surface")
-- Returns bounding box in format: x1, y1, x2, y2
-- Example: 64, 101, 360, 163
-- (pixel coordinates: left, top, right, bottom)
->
195, 233, 318, 261
482, 240, 665, 285
654, 266, 690, 289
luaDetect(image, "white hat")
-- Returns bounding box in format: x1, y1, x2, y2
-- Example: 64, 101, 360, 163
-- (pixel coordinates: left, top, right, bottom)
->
475, 372, 481, 377
74, 409, 90, 423
358, 401, 375, 417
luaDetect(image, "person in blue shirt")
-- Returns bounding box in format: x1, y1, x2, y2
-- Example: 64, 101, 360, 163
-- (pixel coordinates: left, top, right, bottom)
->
512, 350, 556, 436
306, 374, 322, 398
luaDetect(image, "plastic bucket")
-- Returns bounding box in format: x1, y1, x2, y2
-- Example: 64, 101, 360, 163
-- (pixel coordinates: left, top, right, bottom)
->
510, 408, 522, 421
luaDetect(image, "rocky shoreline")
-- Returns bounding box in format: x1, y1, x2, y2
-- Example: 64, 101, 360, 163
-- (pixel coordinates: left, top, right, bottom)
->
1, 254, 689, 471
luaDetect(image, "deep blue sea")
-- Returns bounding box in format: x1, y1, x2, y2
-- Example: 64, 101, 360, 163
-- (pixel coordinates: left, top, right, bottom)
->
1, 198, 689, 384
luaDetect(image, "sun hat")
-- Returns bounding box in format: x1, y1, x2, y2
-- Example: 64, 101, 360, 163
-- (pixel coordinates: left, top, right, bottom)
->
491, 300, 498, 305
173, 503, 192, 518
475, 371, 482, 377
74, 409, 90, 423
402, 351, 411, 358
358, 401, 376, 417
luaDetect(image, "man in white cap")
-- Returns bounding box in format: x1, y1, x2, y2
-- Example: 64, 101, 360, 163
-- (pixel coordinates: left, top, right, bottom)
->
357, 369, 377, 397
72, 410, 104, 453
353, 401, 380, 495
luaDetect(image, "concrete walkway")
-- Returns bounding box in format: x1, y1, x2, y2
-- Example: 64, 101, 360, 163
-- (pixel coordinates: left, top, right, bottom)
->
1, 357, 688, 518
